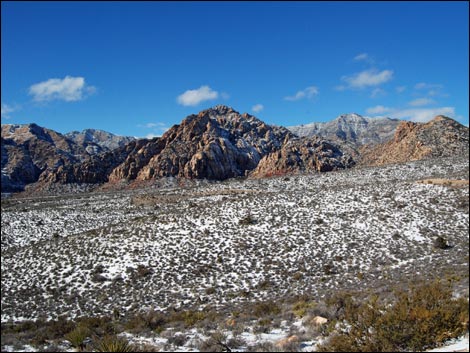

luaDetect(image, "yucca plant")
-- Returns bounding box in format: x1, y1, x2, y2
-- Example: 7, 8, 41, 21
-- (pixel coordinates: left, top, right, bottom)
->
94, 335, 134, 352
64, 325, 91, 350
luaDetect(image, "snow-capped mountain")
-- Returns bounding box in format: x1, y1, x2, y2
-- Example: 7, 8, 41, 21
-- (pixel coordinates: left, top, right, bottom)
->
287, 113, 401, 146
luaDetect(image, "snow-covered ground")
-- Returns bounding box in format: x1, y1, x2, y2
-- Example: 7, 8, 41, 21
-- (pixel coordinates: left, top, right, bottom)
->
1, 156, 468, 351
428, 335, 469, 352
1, 156, 468, 323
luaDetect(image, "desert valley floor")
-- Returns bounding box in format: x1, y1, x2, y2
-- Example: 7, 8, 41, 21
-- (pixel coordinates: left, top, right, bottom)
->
1, 156, 469, 351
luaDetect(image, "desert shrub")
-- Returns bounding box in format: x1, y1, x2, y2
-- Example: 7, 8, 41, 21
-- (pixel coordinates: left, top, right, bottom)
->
239, 213, 256, 225
433, 236, 452, 250
76, 315, 115, 337
94, 335, 134, 352
292, 300, 316, 318
252, 301, 281, 318
65, 325, 91, 350
317, 281, 469, 352
197, 331, 233, 352
205, 287, 216, 295
135, 264, 153, 278
10, 317, 75, 346
166, 333, 188, 346
124, 310, 166, 333
168, 310, 207, 328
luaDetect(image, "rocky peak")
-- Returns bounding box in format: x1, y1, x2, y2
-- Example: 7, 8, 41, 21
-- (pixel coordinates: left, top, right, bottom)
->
129, 107, 292, 181
206, 104, 236, 116
432, 115, 452, 122
359, 115, 469, 166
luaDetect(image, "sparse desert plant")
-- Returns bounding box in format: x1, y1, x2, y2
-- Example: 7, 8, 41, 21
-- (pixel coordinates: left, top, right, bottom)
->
292, 299, 316, 318
197, 330, 233, 352
168, 310, 207, 328
94, 334, 134, 352
65, 325, 91, 350
252, 301, 281, 318
433, 235, 452, 250
239, 213, 256, 225
166, 332, 188, 347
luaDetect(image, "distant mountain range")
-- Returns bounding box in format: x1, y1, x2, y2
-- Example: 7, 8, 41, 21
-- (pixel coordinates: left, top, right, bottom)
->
287, 113, 401, 146
1, 107, 468, 193
65, 128, 135, 153
1, 124, 133, 192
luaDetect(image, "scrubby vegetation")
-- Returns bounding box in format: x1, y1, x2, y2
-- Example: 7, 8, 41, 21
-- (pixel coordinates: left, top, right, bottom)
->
1, 156, 468, 351
1, 281, 468, 352
317, 281, 469, 352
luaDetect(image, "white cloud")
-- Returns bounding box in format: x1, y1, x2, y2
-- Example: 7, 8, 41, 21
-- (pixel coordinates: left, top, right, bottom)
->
341, 68, 393, 89
1, 103, 18, 119
177, 85, 218, 106
370, 88, 386, 98
252, 104, 264, 113
29, 76, 96, 102
396, 86, 406, 93
366, 104, 456, 123
389, 107, 455, 123
366, 105, 391, 115
408, 98, 435, 107
354, 53, 369, 61
414, 82, 443, 90
284, 86, 319, 101
414, 82, 447, 97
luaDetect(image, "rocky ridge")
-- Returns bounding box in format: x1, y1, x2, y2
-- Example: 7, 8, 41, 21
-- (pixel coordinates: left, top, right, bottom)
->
3, 109, 468, 194
359, 115, 469, 166
1, 124, 94, 192
250, 136, 357, 178
65, 128, 135, 154
287, 113, 400, 146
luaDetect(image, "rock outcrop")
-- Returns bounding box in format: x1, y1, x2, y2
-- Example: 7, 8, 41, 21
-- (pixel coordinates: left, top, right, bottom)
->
1, 123, 135, 192
359, 115, 469, 166
250, 136, 357, 178
39, 138, 159, 185
1, 124, 92, 192
121, 105, 292, 181
288, 113, 400, 146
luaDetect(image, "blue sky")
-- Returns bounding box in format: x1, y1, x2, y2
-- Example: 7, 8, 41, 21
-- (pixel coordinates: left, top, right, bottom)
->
1, 1, 468, 138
